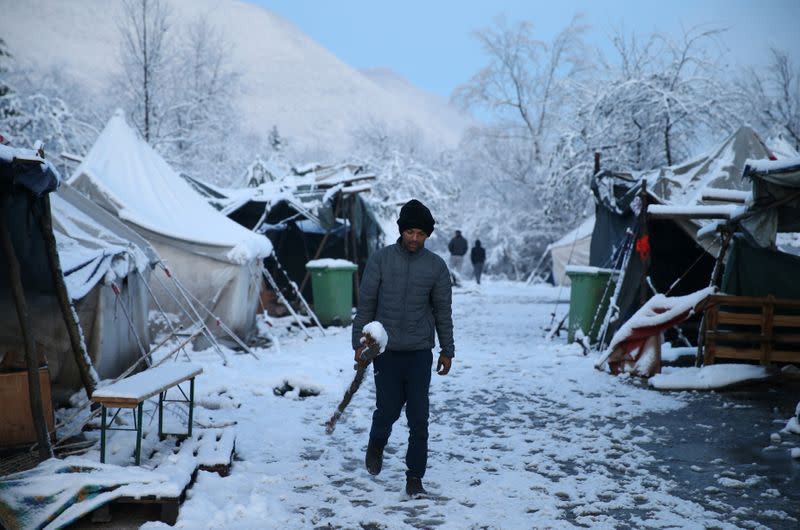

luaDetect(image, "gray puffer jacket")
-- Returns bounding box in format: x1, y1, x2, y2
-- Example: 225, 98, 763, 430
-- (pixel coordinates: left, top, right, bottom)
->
352, 240, 454, 358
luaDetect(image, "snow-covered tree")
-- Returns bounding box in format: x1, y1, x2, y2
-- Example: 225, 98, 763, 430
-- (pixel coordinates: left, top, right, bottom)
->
350, 116, 458, 229
268, 125, 288, 153
577, 26, 739, 170
117, 0, 172, 144
737, 48, 800, 152
450, 17, 593, 276
0, 38, 20, 137
115, 2, 243, 183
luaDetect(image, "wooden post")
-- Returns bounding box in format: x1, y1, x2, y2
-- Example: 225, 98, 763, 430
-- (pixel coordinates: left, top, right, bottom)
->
36, 195, 98, 398
0, 197, 54, 460
702, 302, 719, 366
761, 295, 775, 366
709, 228, 733, 289
349, 196, 360, 307
299, 198, 342, 294
638, 179, 650, 307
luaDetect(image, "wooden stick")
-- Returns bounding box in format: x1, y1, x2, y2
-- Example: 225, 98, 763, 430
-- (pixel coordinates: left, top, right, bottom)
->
36, 194, 99, 398
0, 196, 53, 460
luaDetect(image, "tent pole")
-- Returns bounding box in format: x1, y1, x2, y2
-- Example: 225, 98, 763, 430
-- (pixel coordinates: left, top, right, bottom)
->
153, 265, 229, 365
299, 198, 342, 294
263, 268, 312, 339
695, 228, 733, 367
36, 195, 98, 399
170, 272, 260, 359
526, 251, 548, 285
638, 179, 650, 307
268, 252, 325, 333
349, 196, 360, 307
137, 269, 192, 361
109, 282, 151, 367
0, 197, 53, 460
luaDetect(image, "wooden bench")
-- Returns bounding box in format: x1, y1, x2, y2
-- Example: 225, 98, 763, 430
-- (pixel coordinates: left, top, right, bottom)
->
91, 363, 203, 465
702, 294, 800, 365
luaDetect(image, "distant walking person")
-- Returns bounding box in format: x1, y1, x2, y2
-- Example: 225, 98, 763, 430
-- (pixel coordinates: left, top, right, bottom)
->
447, 230, 468, 277
471, 240, 486, 285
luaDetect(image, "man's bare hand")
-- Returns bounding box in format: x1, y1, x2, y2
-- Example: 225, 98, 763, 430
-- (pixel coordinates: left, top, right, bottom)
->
436, 355, 452, 375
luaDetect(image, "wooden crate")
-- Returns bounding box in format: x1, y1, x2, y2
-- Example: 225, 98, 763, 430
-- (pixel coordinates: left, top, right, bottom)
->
0, 368, 55, 447
703, 294, 800, 365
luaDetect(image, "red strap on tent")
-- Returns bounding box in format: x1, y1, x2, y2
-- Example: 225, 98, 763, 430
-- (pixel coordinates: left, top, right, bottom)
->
635, 235, 651, 261
110, 283, 121, 296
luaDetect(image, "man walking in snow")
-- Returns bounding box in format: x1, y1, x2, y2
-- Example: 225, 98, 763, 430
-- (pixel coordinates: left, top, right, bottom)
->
447, 230, 468, 277
470, 239, 486, 285
351, 199, 455, 497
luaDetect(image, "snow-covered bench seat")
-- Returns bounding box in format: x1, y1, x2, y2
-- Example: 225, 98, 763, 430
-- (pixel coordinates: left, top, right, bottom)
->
91, 363, 203, 465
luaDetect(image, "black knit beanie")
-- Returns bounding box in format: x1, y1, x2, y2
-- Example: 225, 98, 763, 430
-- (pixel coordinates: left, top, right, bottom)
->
397, 199, 435, 236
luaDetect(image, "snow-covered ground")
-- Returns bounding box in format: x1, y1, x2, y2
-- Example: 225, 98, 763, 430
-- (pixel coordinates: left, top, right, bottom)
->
128, 280, 794, 529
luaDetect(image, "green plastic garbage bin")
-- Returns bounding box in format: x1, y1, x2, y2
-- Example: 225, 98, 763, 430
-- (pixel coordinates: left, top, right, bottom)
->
565, 266, 618, 344
306, 259, 359, 326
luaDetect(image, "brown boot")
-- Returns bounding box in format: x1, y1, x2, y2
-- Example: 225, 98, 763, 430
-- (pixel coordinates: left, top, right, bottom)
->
365, 442, 383, 475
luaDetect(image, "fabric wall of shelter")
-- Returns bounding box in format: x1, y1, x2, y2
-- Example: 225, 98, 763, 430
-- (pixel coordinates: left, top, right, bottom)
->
722, 236, 800, 300
589, 205, 634, 269
741, 167, 800, 249
145, 239, 262, 342
0, 273, 150, 404
599, 219, 714, 348
265, 221, 347, 302
550, 235, 591, 286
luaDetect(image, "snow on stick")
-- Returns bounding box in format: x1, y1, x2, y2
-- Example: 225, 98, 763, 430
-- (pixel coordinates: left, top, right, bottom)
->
324, 322, 386, 434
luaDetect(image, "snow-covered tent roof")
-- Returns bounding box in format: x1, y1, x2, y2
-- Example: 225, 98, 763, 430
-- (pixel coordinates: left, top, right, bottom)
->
647, 126, 774, 207
68, 112, 271, 264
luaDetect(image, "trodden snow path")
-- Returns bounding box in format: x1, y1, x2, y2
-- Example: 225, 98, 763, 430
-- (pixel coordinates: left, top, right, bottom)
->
148, 281, 795, 529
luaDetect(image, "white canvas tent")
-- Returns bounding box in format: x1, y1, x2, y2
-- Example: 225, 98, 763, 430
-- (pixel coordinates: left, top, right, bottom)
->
545, 216, 594, 286
68, 112, 271, 342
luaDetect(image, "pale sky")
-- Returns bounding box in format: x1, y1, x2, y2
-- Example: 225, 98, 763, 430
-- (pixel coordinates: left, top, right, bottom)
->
255, 0, 799, 99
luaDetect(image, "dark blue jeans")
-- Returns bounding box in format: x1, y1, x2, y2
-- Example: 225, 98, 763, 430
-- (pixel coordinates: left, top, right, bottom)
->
369, 349, 433, 479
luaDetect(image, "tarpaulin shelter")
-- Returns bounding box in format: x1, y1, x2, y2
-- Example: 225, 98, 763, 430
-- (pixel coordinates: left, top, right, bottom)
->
1, 146, 160, 404
69, 112, 271, 342
591, 126, 776, 346
189, 164, 384, 303
46, 184, 157, 400
719, 156, 800, 299
1, 143, 84, 456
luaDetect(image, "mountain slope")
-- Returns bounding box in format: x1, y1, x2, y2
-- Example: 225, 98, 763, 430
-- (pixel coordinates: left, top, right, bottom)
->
0, 0, 471, 155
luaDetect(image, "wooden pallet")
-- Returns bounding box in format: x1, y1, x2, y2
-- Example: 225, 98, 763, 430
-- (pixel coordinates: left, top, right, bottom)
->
86, 428, 235, 525
703, 294, 800, 365
90, 494, 180, 525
